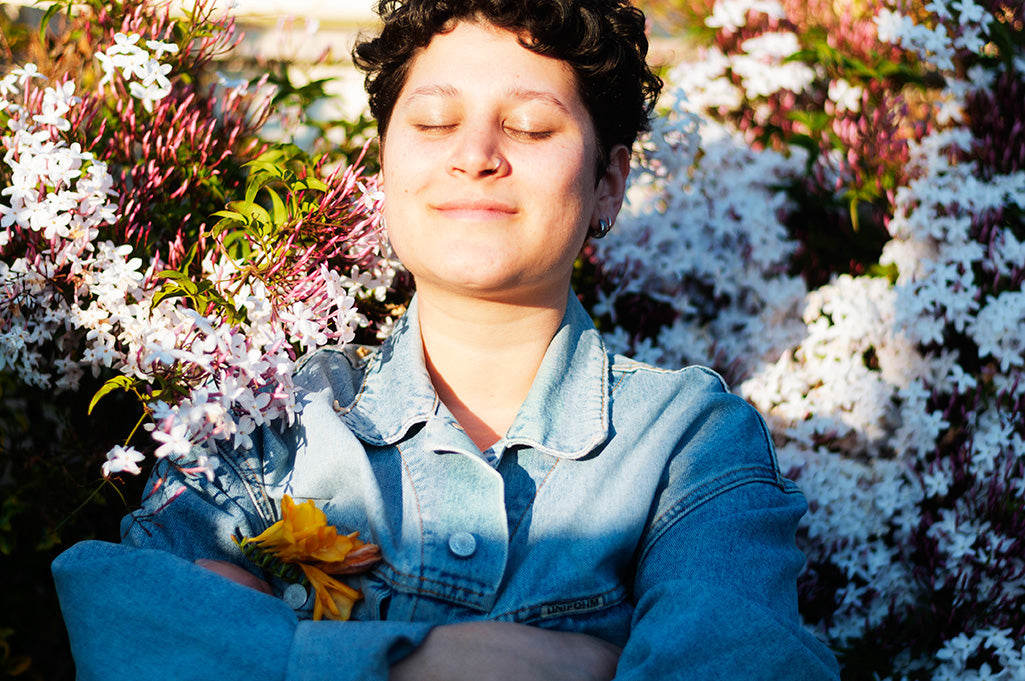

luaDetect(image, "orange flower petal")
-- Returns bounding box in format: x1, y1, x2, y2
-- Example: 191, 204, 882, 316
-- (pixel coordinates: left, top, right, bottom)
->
300, 564, 362, 621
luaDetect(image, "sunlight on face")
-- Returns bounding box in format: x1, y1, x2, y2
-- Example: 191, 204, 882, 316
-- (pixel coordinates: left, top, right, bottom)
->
380, 20, 604, 306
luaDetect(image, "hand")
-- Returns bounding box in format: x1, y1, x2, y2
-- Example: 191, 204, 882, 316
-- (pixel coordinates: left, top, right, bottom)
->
195, 558, 274, 595
389, 620, 621, 681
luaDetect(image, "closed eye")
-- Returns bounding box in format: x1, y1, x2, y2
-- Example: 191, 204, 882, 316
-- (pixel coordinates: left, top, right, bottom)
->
505, 128, 553, 141
414, 124, 457, 134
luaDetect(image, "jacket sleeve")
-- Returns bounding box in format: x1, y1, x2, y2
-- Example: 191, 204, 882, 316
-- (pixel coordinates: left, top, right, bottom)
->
615, 389, 840, 680
52, 448, 433, 681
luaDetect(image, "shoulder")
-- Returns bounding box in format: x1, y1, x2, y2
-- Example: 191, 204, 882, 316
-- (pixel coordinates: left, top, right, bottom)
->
606, 357, 801, 557
608, 354, 744, 428
607, 353, 784, 484
609, 353, 728, 395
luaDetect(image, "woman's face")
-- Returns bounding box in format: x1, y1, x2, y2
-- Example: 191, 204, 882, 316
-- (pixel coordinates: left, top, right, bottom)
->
380, 20, 621, 306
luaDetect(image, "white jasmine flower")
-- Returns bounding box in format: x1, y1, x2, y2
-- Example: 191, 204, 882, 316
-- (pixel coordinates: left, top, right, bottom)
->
705, 0, 785, 34
951, 0, 988, 27
0, 73, 19, 96
970, 292, 1025, 372
145, 39, 179, 58
954, 25, 985, 54
732, 33, 816, 98
151, 422, 195, 459
102, 445, 146, 477
11, 63, 45, 85
925, 0, 954, 21
828, 79, 863, 113
874, 9, 913, 44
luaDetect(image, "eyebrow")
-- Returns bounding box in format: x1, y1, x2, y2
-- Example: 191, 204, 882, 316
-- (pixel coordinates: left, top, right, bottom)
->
506, 87, 571, 113
405, 84, 459, 101
403, 84, 571, 113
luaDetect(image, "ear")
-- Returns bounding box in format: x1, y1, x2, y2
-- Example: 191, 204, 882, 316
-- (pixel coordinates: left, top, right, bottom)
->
377, 135, 386, 187
590, 144, 631, 230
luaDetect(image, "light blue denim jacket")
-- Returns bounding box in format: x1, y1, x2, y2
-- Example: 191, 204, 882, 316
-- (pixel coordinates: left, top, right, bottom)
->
53, 293, 839, 680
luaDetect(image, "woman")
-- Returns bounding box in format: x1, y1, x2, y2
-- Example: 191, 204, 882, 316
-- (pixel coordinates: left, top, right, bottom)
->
53, 1, 840, 679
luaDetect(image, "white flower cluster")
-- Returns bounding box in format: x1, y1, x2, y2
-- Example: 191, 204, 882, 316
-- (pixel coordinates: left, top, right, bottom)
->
926, 627, 1025, 681
784, 447, 921, 643
2, 46, 396, 481
594, 0, 1025, 674
137, 256, 384, 479
742, 275, 926, 453
732, 31, 817, 99
598, 85, 807, 374
883, 130, 1025, 392
0, 70, 120, 389
686, 0, 818, 103
79, 217, 394, 480
79, 235, 394, 481
704, 0, 786, 35
96, 32, 179, 112
875, 0, 993, 70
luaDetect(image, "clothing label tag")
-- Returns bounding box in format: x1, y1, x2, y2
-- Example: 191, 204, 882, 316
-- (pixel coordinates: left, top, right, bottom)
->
539, 594, 606, 618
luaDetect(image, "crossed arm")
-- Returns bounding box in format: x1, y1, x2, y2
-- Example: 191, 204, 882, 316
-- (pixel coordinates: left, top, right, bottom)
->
54, 398, 839, 681
198, 558, 621, 681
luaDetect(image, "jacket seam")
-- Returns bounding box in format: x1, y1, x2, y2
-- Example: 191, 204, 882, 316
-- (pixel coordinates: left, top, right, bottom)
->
375, 562, 497, 608
214, 440, 277, 530
639, 468, 789, 566
394, 439, 427, 619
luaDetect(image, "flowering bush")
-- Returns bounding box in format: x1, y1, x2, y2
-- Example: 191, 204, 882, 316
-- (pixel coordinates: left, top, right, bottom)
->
590, 0, 1025, 678
0, 1, 397, 675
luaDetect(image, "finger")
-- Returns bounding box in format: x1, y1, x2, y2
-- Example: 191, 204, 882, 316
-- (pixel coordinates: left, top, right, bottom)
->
195, 558, 274, 594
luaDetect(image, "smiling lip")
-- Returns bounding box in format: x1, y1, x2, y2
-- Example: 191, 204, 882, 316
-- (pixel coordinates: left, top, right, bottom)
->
432, 199, 518, 220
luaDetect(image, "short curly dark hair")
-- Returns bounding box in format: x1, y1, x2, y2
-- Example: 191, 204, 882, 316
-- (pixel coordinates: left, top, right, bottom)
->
352, 0, 662, 177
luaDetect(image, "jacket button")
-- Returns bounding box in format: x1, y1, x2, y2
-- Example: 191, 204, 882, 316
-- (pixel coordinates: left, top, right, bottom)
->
448, 531, 477, 557
283, 582, 309, 609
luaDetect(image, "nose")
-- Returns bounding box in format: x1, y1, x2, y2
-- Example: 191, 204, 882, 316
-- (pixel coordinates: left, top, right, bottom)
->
447, 121, 508, 178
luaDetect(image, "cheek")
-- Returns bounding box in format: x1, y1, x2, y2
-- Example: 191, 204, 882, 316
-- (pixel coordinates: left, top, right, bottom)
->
542, 155, 597, 224
379, 161, 420, 228
379, 132, 422, 196
548, 141, 596, 198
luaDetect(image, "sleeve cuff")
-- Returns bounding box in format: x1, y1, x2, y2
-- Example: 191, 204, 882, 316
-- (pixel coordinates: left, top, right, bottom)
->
53, 541, 434, 681
286, 620, 434, 681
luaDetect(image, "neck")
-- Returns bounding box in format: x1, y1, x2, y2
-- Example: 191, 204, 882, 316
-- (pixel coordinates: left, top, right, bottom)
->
416, 287, 570, 452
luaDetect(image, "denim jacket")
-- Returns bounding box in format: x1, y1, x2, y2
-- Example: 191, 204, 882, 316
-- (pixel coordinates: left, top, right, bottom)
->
53, 293, 839, 681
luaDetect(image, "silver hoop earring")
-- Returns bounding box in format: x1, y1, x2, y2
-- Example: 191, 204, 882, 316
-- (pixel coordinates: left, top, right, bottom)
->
589, 217, 612, 239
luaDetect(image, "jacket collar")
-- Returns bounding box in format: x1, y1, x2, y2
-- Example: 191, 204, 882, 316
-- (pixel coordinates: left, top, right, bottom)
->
336, 293, 609, 460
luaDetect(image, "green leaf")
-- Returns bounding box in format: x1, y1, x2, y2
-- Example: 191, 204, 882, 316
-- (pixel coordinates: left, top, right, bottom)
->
211, 216, 243, 237
38, 1, 64, 42
299, 177, 328, 192
88, 375, 135, 415
159, 272, 199, 295
785, 48, 819, 65
245, 202, 272, 227
212, 209, 245, 222
268, 188, 287, 224
244, 174, 266, 207
151, 286, 188, 307
787, 110, 831, 133
156, 269, 190, 281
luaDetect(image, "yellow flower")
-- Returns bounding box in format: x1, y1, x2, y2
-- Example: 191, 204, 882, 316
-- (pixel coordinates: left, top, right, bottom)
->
246, 494, 381, 574
300, 564, 362, 621
240, 495, 381, 621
